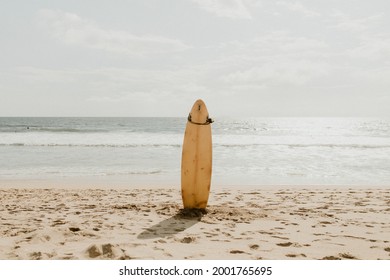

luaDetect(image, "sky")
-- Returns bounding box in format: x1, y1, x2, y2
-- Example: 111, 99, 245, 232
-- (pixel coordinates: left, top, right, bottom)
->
1, 0, 389, 117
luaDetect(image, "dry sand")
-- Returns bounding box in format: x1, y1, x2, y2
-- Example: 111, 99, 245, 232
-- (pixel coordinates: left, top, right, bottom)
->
0, 187, 389, 260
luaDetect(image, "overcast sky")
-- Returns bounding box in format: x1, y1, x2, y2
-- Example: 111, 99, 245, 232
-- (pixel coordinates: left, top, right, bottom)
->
1, 0, 389, 117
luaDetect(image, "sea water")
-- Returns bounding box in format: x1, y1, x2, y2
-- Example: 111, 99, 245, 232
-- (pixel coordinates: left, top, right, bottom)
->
0, 117, 389, 187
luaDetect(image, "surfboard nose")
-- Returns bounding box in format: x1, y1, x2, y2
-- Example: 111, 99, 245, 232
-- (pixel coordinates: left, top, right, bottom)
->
189, 99, 210, 125
194, 99, 205, 110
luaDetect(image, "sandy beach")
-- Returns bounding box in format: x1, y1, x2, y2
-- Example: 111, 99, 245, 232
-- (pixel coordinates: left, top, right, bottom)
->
0, 187, 389, 260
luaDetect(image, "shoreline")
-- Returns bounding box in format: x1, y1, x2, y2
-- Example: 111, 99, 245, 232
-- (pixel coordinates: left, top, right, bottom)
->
1, 177, 389, 190
1, 186, 389, 260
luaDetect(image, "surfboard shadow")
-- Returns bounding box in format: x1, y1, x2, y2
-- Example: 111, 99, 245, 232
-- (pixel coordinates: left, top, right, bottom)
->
137, 214, 200, 239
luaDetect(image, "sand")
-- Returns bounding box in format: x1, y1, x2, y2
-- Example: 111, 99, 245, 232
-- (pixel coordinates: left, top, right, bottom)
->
0, 187, 389, 260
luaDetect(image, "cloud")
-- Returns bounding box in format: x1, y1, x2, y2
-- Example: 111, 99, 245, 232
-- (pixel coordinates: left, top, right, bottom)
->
276, 1, 321, 17
325, 11, 390, 79
329, 11, 383, 33
347, 35, 390, 61
223, 58, 330, 86
11, 65, 205, 102
209, 32, 330, 87
191, 0, 252, 19
251, 32, 327, 53
37, 9, 189, 56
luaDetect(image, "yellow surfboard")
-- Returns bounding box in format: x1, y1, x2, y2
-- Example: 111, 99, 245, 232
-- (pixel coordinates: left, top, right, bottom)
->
181, 99, 213, 209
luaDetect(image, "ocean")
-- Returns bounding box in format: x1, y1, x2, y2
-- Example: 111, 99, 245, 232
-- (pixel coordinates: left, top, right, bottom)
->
0, 117, 389, 187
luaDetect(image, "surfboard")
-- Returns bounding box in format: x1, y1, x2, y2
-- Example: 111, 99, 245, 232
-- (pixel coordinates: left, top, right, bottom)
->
181, 99, 213, 209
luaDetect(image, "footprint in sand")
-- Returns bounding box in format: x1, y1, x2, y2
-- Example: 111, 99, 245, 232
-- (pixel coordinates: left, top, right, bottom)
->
277, 242, 293, 247
180, 236, 196, 244
286, 253, 307, 258
30, 252, 43, 260
68, 227, 81, 232
86, 243, 124, 259
230, 250, 246, 254
322, 253, 358, 260
322, 255, 341, 260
